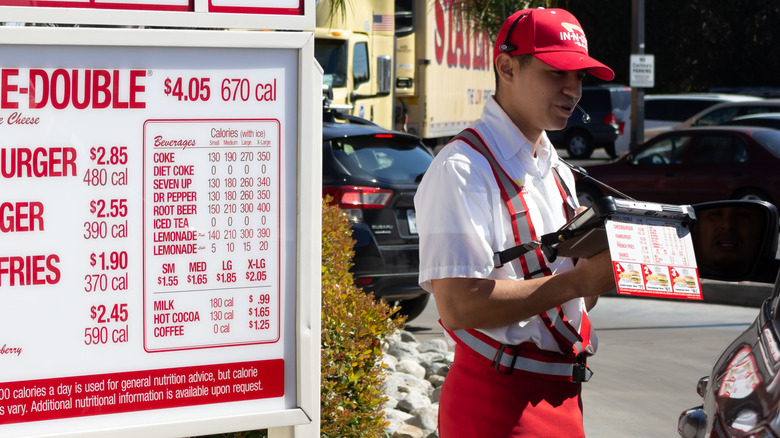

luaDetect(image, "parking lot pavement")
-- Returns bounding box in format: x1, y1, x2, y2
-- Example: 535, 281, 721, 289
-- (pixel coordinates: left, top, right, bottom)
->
405, 279, 773, 345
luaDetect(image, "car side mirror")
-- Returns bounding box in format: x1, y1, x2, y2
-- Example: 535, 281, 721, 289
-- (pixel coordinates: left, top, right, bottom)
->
691, 200, 779, 283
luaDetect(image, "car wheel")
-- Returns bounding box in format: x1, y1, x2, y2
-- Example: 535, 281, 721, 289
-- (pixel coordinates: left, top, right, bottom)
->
576, 182, 602, 207
732, 188, 772, 203
604, 143, 618, 159
394, 293, 430, 322
565, 130, 594, 159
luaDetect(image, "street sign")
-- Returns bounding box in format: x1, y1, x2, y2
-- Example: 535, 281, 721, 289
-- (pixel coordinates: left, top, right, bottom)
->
630, 54, 655, 88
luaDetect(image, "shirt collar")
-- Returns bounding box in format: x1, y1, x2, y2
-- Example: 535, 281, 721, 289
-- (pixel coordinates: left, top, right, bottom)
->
480, 96, 556, 174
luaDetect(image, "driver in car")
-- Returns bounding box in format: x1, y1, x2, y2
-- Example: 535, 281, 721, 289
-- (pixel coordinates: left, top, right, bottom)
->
693, 206, 765, 277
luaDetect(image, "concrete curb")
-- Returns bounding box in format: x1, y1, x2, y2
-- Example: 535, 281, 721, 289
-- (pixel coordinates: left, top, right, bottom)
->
700, 279, 774, 307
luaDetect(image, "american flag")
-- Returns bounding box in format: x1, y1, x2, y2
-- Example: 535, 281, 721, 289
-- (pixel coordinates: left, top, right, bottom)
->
373, 14, 394, 31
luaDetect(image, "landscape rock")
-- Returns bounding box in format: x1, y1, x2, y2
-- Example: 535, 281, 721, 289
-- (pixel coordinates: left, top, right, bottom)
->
382, 331, 453, 437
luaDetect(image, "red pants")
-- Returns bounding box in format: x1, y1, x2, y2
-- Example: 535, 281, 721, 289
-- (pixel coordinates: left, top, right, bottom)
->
439, 344, 585, 438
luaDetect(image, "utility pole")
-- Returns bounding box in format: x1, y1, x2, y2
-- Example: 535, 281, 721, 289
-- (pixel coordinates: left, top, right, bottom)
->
630, 0, 646, 149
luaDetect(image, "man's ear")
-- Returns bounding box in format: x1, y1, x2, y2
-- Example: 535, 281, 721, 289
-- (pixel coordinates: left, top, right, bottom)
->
495, 53, 516, 84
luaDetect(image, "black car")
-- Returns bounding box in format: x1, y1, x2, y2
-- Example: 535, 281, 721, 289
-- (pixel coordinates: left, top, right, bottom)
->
548, 85, 631, 159
322, 109, 433, 321
678, 200, 780, 438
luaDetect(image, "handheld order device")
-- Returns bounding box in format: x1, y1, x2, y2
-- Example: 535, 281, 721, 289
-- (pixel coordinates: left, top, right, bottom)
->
541, 196, 697, 262
494, 196, 698, 267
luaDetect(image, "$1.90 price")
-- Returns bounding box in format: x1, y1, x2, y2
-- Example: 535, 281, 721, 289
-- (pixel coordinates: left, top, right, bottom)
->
90, 251, 128, 271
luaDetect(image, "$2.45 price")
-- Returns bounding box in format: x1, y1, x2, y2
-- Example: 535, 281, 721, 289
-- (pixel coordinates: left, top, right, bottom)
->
90, 303, 128, 324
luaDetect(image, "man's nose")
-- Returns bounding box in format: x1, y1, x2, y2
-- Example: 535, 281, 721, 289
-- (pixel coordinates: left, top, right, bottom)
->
562, 74, 581, 101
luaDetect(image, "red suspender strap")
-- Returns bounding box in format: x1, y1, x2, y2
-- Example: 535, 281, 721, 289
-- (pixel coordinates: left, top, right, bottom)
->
454, 128, 549, 280
551, 166, 577, 221
441, 320, 580, 382
448, 128, 596, 367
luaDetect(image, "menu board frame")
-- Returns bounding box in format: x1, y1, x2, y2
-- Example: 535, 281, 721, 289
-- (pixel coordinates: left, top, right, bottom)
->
0, 0, 311, 30
0, 26, 321, 437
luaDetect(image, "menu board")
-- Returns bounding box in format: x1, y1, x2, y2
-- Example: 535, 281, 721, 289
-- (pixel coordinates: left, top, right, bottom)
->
0, 37, 302, 436
607, 214, 703, 300
0, 0, 303, 13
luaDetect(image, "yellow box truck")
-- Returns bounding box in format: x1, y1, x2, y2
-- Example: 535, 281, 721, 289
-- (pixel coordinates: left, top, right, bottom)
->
315, 0, 495, 148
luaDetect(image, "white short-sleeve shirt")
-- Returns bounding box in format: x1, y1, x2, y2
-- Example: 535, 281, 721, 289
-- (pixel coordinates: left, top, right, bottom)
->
415, 96, 590, 352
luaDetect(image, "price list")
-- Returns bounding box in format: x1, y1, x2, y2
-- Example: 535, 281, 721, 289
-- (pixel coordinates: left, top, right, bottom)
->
0, 42, 303, 435
142, 119, 280, 351
606, 214, 702, 300
82, 146, 133, 346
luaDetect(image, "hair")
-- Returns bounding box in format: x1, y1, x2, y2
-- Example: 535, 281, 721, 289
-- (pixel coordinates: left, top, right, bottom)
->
494, 54, 534, 92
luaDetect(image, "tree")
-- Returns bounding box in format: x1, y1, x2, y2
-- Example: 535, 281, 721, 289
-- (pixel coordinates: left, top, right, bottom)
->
321, 0, 780, 93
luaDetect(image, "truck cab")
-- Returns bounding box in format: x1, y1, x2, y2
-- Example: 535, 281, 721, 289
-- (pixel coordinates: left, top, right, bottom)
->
314, 0, 394, 129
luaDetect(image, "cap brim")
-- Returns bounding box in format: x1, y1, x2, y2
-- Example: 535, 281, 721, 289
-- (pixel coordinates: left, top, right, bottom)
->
535, 51, 615, 81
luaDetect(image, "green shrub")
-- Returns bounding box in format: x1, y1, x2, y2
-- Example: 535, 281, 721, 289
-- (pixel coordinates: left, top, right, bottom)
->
196, 199, 403, 438
320, 198, 405, 437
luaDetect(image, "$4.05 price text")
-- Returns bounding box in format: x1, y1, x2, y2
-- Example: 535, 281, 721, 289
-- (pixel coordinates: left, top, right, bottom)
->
162, 77, 277, 103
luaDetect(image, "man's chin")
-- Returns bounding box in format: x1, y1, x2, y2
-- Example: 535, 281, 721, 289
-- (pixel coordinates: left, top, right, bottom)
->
548, 120, 569, 132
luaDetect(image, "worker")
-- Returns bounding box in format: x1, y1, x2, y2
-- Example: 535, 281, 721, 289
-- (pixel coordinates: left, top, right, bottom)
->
415, 8, 617, 437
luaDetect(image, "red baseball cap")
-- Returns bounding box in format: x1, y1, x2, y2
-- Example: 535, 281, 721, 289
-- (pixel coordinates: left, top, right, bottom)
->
494, 8, 615, 81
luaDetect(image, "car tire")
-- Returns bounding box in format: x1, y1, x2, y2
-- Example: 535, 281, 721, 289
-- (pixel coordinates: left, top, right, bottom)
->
394, 293, 430, 322
604, 143, 618, 159
565, 130, 594, 159
733, 188, 773, 203
575, 182, 603, 207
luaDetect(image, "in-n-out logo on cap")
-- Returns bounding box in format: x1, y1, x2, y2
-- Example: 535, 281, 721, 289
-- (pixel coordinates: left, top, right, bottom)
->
560, 22, 588, 50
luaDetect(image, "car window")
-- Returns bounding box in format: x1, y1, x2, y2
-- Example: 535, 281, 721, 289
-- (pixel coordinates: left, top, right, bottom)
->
694, 107, 742, 126
610, 90, 632, 110
744, 105, 780, 116
315, 39, 349, 88
633, 135, 691, 165
353, 42, 370, 87
646, 99, 719, 122
331, 136, 432, 182
689, 135, 748, 163
580, 89, 610, 112
752, 130, 780, 157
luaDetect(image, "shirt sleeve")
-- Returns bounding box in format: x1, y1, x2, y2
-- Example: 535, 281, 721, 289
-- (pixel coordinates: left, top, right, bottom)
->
415, 143, 499, 293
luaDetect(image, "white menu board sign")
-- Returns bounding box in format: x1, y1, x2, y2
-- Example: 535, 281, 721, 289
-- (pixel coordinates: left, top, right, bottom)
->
0, 0, 311, 30
606, 214, 703, 300
0, 28, 317, 437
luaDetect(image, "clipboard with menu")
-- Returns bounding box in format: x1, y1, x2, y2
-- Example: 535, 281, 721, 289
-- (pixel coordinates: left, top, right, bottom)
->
542, 196, 703, 300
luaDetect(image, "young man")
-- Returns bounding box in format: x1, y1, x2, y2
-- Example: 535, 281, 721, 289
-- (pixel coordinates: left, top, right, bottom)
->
415, 8, 618, 437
